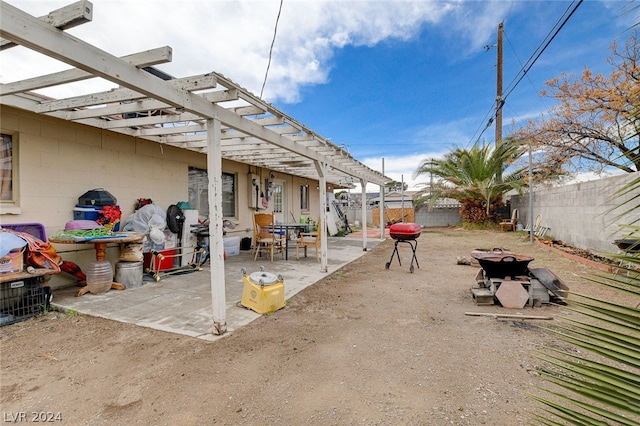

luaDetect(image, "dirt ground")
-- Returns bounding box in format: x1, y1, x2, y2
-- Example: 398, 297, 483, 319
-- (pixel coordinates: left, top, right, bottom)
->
0, 228, 619, 425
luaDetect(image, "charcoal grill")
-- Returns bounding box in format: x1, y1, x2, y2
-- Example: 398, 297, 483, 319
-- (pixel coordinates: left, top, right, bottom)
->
385, 223, 421, 273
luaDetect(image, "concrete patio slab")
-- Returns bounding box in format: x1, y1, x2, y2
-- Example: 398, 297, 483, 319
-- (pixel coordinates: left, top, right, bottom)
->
51, 236, 384, 341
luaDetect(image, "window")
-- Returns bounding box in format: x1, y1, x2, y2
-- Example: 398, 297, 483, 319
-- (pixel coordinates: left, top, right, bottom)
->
0, 131, 17, 207
188, 167, 236, 218
300, 185, 309, 211
221, 172, 236, 217
273, 183, 283, 213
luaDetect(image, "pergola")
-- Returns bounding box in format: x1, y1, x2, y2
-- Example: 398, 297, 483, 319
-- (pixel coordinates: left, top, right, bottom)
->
0, 1, 391, 335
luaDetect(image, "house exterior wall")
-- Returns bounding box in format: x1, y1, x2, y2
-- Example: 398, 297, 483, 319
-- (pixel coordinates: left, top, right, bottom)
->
1, 106, 320, 288
510, 172, 640, 254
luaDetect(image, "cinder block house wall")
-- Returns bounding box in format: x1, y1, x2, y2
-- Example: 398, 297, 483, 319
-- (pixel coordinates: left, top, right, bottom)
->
2, 106, 195, 229
510, 172, 640, 254
1, 106, 320, 288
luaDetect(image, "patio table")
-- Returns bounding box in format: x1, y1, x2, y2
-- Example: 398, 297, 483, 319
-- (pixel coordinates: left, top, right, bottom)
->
273, 223, 308, 260
49, 232, 145, 296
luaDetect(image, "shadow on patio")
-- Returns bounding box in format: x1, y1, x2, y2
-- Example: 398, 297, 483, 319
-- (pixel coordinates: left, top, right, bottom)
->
51, 236, 384, 341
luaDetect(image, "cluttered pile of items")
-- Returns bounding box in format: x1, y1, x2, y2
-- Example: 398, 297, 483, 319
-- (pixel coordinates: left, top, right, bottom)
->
469, 248, 569, 308
0, 223, 66, 326
55, 189, 208, 284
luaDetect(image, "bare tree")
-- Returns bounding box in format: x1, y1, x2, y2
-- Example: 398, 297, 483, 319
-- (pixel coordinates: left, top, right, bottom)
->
514, 30, 640, 175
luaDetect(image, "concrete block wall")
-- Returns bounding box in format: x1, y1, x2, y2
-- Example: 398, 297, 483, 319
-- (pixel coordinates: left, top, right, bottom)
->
510, 172, 640, 254
415, 207, 462, 227
1, 107, 198, 237
344, 206, 461, 228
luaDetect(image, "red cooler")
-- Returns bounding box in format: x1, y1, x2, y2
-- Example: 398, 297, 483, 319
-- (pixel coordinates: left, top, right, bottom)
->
143, 249, 176, 271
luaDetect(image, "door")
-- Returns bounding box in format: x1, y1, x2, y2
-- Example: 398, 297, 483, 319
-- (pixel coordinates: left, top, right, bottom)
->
272, 179, 287, 223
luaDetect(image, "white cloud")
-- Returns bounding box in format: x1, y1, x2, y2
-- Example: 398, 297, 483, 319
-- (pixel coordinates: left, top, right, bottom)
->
3, 0, 518, 196
3, 0, 508, 102
357, 150, 448, 192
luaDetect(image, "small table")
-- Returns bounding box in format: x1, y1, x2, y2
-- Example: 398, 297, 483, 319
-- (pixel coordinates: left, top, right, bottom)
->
273, 223, 308, 260
49, 232, 145, 296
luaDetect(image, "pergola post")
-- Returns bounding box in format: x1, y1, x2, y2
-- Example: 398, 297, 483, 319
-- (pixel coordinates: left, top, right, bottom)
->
207, 118, 227, 335
380, 159, 385, 240
314, 161, 328, 272
360, 178, 368, 251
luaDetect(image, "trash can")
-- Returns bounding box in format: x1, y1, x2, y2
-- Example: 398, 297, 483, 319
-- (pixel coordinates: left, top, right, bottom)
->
115, 261, 144, 288
240, 237, 252, 251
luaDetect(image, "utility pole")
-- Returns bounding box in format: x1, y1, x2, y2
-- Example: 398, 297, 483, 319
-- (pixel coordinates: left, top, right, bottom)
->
495, 21, 504, 147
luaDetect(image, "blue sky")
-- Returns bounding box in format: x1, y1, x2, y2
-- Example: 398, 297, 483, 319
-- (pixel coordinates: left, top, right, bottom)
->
2, 1, 637, 189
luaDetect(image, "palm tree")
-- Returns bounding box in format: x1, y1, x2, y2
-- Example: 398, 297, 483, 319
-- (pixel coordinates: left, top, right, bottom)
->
530, 173, 640, 425
531, 66, 640, 422
413, 139, 528, 223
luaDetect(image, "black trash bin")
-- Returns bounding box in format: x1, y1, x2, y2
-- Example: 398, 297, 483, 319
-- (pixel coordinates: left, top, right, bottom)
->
240, 237, 252, 251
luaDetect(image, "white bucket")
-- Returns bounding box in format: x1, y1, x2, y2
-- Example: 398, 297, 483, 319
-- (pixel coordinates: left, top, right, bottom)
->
115, 261, 143, 288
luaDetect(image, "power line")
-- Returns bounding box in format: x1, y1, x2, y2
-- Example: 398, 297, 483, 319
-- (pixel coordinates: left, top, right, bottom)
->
503, 0, 584, 101
260, 0, 284, 99
467, 0, 584, 146
503, 30, 550, 112
466, 104, 499, 148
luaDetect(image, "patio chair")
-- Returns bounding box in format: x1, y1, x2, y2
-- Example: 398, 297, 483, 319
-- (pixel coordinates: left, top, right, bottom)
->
296, 218, 321, 261
499, 208, 518, 232
523, 214, 542, 233
253, 212, 285, 261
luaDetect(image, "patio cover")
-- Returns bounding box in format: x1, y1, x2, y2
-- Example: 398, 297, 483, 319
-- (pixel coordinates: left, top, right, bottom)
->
0, 1, 392, 335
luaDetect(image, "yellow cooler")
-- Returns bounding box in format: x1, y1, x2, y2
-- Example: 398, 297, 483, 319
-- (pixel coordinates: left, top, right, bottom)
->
240, 268, 285, 314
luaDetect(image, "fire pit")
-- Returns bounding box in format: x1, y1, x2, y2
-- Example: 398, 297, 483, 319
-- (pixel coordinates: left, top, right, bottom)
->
471, 248, 534, 278
385, 222, 421, 273
469, 247, 569, 307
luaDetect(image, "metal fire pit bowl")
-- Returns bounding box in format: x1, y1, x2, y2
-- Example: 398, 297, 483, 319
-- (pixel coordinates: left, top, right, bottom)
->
471, 249, 534, 278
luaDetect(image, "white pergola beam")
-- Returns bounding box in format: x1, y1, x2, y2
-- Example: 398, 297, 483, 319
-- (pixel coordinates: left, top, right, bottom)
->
1, 1, 390, 186
0, 0, 93, 50
1, 2, 216, 117
35, 74, 218, 113
1, 47, 173, 95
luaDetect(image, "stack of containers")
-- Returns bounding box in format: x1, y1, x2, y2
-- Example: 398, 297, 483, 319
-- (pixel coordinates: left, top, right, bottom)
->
75, 189, 119, 290
74, 188, 120, 231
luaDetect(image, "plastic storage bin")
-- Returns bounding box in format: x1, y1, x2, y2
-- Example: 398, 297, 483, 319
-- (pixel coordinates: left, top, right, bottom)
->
0, 223, 46, 241
223, 236, 240, 256
73, 205, 101, 221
